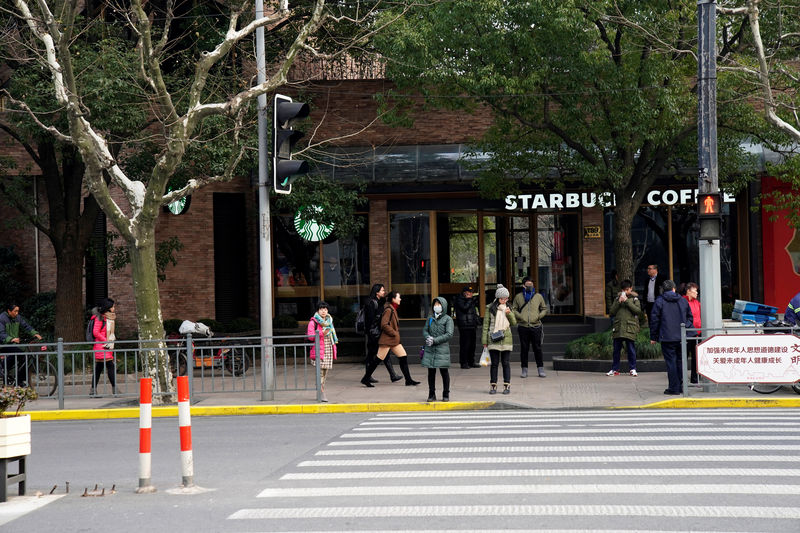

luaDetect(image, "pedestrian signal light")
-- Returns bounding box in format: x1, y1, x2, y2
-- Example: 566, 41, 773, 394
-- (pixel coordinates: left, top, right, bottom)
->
273, 94, 310, 195
697, 192, 723, 241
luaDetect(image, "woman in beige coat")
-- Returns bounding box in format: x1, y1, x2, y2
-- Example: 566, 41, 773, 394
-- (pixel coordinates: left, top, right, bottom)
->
481, 285, 517, 394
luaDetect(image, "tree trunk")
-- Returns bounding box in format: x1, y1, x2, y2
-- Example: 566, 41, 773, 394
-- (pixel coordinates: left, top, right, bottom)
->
129, 230, 174, 404
53, 249, 85, 342
613, 193, 637, 283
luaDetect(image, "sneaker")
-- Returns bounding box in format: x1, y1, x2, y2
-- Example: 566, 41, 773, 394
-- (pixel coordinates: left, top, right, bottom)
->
537, 367, 546, 378
606, 370, 620, 376
489, 385, 497, 395
502, 384, 511, 395
664, 389, 680, 395
521, 367, 528, 378
629, 369, 638, 377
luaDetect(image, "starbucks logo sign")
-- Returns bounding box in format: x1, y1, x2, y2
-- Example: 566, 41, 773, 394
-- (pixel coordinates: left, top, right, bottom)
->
294, 206, 334, 242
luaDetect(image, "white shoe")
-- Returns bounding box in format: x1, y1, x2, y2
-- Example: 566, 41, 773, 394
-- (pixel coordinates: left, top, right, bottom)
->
629, 369, 638, 377
606, 370, 620, 376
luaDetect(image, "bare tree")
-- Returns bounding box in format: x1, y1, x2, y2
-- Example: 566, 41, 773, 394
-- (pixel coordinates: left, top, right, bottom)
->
4, 0, 422, 402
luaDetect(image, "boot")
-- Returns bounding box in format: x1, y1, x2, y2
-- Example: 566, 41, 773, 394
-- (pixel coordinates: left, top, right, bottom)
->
427, 391, 436, 402
361, 358, 379, 387
442, 391, 450, 402
385, 357, 402, 382
320, 389, 328, 402
398, 357, 420, 386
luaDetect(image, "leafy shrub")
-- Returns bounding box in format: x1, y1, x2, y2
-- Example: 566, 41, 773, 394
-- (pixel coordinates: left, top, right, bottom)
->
22, 291, 55, 341
0, 386, 38, 417
196, 318, 225, 334
163, 319, 183, 334
273, 314, 298, 329
337, 311, 358, 328
565, 328, 661, 360
226, 317, 259, 333
0, 246, 25, 308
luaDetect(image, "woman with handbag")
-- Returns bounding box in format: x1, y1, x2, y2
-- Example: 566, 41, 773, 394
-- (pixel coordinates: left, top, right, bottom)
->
481, 285, 517, 394
361, 291, 420, 387
421, 297, 454, 402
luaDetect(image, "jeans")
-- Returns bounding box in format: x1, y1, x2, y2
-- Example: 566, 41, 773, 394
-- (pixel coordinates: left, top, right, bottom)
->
518, 326, 543, 368
661, 341, 681, 393
489, 350, 511, 385
458, 327, 477, 367
611, 338, 637, 371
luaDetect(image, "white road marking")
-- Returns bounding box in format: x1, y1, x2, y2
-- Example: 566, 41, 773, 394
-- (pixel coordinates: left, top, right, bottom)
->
297, 454, 800, 467
342, 427, 800, 438
257, 483, 800, 498
280, 468, 800, 480
316, 444, 800, 455
228, 504, 800, 519
0, 495, 64, 527
329, 435, 800, 446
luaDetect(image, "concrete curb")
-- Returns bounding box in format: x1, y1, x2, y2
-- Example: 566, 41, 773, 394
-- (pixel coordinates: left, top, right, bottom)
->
633, 397, 800, 409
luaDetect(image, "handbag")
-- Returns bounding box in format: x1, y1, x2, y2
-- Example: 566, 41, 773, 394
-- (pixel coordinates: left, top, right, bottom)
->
479, 347, 490, 366
490, 330, 505, 342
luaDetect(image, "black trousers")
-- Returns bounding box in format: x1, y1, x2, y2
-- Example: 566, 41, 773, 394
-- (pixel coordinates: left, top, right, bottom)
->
92, 360, 116, 389
518, 326, 543, 368
458, 327, 477, 367
489, 350, 511, 385
687, 338, 699, 382
427, 368, 450, 394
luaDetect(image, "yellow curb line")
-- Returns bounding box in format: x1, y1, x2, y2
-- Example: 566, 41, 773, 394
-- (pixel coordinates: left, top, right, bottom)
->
625, 398, 800, 409
23, 401, 497, 421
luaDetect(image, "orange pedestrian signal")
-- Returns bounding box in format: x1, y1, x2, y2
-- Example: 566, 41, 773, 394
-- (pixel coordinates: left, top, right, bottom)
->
698, 192, 721, 217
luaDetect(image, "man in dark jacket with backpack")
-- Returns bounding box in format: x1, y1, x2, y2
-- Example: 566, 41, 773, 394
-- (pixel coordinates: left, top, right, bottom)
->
650, 280, 693, 395
454, 285, 480, 368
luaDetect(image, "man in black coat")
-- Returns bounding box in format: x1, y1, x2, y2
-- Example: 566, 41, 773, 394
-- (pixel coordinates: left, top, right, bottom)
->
644, 264, 668, 319
454, 286, 481, 368
650, 280, 693, 395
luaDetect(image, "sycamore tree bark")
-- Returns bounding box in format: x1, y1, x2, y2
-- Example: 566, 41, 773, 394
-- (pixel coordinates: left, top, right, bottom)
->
8, 0, 424, 402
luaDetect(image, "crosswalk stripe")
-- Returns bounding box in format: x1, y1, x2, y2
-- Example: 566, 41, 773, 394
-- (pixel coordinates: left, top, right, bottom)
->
373, 409, 800, 418
244, 530, 743, 533
280, 468, 800, 480
297, 455, 800, 467
228, 504, 800, 519
316, 444, 800, 455
343, 427, 800, 438
359, 416, 800, 425
330, 435, 800, 445
353, 422, 715, 430
256, 483, 800, 498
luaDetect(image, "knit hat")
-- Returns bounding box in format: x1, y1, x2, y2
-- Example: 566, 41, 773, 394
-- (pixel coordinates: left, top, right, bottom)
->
495, 284, 509, 299
462, 285, 474, 294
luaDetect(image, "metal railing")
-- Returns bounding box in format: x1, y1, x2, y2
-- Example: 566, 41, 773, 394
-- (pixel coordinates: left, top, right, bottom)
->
0, 333, 323, 408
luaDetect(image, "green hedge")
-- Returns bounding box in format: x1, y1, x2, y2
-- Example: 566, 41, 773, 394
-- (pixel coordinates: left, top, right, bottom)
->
564, 327, 662, 360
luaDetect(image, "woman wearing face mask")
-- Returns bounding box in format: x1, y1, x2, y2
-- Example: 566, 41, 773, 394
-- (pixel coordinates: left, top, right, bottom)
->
481, 285, 517, 394
421, 297, 454, 402
361, 291, 420, 387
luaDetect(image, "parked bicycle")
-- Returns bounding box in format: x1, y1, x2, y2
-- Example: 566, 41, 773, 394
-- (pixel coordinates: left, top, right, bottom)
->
167, 321, 250, 378
0, 338, 57, 397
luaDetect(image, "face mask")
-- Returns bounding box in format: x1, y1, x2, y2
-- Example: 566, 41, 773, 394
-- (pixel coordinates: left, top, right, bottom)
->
433, 305, 442, 314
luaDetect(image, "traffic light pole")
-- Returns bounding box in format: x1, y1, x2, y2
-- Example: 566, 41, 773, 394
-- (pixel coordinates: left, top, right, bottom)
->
256, 0, 274, 400
698, 0, 722, 333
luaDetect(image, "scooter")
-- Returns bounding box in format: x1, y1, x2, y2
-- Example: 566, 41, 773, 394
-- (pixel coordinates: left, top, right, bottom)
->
166, 320, 250, 377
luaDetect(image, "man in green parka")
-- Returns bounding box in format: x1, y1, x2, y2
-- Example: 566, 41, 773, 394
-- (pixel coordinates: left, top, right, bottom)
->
422, 296, 454, 402
606, 279, 644, 377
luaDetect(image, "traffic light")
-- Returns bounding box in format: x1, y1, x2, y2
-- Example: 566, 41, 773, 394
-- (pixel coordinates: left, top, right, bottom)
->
697, 191, 722, 241
272, 94, 310, 195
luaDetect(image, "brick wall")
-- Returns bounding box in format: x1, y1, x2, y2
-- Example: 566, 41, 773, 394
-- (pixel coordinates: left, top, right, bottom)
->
581, 207, 606, 316
368, 199, 389, 285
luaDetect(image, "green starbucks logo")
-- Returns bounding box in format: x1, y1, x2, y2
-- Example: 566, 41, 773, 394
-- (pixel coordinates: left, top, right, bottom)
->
294, 206, 333, 241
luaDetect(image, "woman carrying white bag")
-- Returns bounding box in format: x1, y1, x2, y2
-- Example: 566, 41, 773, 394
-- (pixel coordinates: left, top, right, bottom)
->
480, 285, 517, 395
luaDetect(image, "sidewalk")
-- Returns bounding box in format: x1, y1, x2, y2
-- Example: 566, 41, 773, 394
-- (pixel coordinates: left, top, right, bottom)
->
21, 362, 800, 420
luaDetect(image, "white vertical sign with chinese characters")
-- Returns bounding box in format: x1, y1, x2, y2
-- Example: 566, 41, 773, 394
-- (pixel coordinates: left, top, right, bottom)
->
697, 334, 800, 384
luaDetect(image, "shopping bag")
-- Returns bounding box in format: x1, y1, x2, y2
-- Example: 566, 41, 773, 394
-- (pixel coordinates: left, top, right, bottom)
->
479, 347, 490, 366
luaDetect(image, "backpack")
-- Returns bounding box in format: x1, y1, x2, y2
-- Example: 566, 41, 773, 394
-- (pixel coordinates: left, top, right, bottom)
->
85, 316, 96, 342
355, 306, 367, 335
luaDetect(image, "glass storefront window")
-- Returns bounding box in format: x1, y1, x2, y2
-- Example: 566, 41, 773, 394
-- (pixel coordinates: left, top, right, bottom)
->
437, 214, 479, 307
511, 216, 531, 285
631, 207, 670, 294
323, 217, 370, 317
390, 213, 431, 318
483, 216, 499, 304
538, 214, 579, 314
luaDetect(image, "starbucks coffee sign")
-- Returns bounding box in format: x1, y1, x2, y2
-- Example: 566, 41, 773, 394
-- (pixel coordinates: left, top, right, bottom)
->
504, 188, 736, 211
294, 206, 334, 241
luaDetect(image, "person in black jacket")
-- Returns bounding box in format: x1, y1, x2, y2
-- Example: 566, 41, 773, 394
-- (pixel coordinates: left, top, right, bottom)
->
644, 264, 668, 319
363, 284, 401, 384
650, 280, 693, 395
454, 285, 480, 368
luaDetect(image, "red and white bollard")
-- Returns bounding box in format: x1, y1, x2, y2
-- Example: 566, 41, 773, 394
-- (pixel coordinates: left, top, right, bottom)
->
177, 376, 194, 487
135, 378, 156, 493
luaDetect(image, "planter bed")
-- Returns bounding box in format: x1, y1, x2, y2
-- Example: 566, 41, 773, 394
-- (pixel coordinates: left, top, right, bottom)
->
552, 356, 666, 373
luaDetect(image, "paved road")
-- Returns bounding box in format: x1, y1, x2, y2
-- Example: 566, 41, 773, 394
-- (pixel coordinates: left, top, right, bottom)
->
5, 409, 800, 531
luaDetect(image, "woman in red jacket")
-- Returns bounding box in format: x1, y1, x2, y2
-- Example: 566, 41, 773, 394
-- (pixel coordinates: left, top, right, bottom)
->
90, 298, 117, 396
683, 282, 702, 384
